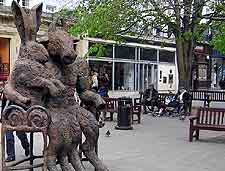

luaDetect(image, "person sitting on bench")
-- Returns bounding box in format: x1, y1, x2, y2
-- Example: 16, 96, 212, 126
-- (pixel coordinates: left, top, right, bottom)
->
142, 84, 159, 113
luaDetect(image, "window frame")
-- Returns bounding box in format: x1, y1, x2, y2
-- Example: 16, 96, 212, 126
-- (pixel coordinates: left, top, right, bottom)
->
0, 0, 5, 6
22, 0, 29, 7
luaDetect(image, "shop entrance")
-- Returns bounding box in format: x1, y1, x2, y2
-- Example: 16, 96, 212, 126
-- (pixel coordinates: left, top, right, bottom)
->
0, 38, 10, 85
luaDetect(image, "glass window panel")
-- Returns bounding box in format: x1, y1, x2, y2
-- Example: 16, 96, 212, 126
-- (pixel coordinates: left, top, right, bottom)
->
0, 0, 5, 6
163, 77, 167, 84
88, 42, 113, 58
159, 50, 175, 63
46, 5, 56, 13
140, 48, 157, 61
115, 62, 135, 91
148, 65, 152, 86
22, 0, 29, 7
89, 61, 113, 90
115, 46, 135, 59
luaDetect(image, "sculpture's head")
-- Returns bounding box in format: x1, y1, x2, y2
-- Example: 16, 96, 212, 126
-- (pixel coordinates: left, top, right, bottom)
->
11, 0, 49, 64
47, 22, 77, 65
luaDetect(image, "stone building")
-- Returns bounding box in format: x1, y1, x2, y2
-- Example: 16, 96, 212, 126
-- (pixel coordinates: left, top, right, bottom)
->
0, 4, 52, 83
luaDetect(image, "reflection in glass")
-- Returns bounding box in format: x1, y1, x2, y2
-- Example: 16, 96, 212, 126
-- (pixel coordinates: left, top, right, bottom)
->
89, 60, 113, 90
88, 42, 113, 58
115, 46, 135, 59
160, 50, 175, 63
115, 63, 135, 90
140, 48, 157, 61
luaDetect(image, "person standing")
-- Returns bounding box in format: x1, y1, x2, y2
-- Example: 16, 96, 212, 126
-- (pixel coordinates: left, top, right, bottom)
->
2, 97, 30, 162
5, 131, 30, 162
98, 73, 109, 97
91, 71, 98, 92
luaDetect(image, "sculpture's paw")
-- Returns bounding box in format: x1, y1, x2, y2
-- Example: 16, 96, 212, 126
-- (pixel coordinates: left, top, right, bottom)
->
51, 79, 66, 92
49, 88, 62, 97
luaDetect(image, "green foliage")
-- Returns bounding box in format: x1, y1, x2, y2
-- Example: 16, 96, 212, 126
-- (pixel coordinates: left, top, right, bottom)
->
210, 23, 225, 55
87, 44, 107, 57
64, 0, 225, 61
68, 0, 140, 41
66, 0, 224, 42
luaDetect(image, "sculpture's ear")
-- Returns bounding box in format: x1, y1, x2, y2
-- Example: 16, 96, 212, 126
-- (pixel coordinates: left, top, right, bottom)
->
48, 22, 57, 33
11, 1, 26, 44
31, 3, 43, 33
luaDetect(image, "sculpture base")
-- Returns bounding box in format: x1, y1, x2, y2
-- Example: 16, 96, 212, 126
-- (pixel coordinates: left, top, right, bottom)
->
115, 126, 133, 130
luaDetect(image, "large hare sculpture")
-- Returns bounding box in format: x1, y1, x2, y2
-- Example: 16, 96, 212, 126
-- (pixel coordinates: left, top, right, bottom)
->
44, 22, 109, 171
4, 1, 65, 108
4, 1, 109, 170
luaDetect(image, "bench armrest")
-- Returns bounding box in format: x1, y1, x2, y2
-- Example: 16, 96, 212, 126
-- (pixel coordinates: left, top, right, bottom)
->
189, 115, 198, 121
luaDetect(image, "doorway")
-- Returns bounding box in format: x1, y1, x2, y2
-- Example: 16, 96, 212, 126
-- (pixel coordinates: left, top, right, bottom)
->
0, 38, 10, 84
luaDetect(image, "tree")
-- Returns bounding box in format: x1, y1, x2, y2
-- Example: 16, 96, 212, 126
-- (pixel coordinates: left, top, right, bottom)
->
66, 0, 225, 90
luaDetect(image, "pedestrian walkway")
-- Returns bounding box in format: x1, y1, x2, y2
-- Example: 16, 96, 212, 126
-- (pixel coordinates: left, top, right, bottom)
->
7, 114, 225, 171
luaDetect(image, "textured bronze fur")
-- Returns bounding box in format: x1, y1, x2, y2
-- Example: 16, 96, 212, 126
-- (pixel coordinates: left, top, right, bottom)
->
45, 23, 108, 171
4, 1, 109, 171
4, 1, 65, 108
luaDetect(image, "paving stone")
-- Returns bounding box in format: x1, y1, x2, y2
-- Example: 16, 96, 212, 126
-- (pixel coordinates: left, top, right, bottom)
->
5, 114, 225, 171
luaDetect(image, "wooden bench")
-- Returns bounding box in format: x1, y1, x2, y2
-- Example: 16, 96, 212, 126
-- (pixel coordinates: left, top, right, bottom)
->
190, 90, 225, 107
132, 98, 142, 124
103, 98, 118, 121
189, 107, 225, 142
103, 97, 142, 123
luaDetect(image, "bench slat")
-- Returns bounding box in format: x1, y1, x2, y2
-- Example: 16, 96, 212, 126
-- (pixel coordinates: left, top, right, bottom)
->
206, 109, 209, 124
217, 111, 221, 125
221, 112, 224, 125
213, 111, 217, 125
209, 110, 212, 125
201, 108, 204, 124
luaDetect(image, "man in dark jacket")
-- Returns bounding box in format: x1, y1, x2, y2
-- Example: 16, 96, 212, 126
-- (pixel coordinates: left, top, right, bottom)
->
142, 84, 159, 114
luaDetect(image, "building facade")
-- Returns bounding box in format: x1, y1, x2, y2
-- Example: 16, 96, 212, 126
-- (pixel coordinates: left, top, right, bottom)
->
0, 1, 178, 95
76, 37, 178, 95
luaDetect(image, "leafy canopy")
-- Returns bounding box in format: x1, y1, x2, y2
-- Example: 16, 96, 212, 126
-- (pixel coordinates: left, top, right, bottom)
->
67, 0, 225, 41
68, 0, 142, 41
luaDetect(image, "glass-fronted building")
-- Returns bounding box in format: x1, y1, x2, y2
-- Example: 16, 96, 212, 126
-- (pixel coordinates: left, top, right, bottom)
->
76, 37, 178, 95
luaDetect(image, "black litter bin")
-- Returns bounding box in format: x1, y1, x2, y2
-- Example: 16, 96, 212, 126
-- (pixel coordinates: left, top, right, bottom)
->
115, 97, 133, 130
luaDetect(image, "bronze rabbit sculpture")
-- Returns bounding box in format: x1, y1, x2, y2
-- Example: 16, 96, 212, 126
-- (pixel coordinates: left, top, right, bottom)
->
4, 1, 109, 171
4, 1, 65, 108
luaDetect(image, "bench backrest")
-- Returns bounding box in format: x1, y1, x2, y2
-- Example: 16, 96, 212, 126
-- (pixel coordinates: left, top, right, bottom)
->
191, 90, 225, 102
197, 107, 225, 125
104, 98, 118, 112
158, 93, 175, 103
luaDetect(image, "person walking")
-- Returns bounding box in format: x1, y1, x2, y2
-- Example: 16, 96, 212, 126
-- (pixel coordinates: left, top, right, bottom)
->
5, 131, 30, 162
98, 73, 109, 97
91, 71, 99, 92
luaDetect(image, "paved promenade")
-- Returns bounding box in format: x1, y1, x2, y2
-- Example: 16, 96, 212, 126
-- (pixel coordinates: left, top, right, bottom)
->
6, 112, 225, 171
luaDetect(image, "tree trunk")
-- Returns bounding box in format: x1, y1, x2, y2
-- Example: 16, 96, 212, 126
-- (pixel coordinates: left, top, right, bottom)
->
176, 38, 194, 91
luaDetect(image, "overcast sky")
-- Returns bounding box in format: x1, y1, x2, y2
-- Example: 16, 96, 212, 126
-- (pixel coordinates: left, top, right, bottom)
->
40, 0, 79, 7
6, 0, 79, 11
